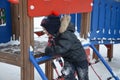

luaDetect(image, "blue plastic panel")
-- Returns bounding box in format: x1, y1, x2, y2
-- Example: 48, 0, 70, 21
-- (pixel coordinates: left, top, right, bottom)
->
0, 0, 12, 43
90, 0, 120, 44
71, 13, 81, 32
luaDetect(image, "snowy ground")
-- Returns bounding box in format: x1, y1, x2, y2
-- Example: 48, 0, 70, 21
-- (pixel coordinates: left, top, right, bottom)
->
0, 17, 120, 80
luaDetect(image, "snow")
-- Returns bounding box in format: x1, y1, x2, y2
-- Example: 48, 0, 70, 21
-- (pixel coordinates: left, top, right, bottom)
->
0, 40, 20, 46
89, 44, 120, 80
0, 17, 120, 80
0, 23, 6, 26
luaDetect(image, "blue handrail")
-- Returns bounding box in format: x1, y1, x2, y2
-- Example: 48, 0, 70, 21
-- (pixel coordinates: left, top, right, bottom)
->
29, 43, 120, 80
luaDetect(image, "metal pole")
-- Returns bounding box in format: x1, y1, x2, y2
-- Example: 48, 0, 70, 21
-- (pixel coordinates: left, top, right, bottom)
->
90, 44, 120, 80
29, 51, 48, 80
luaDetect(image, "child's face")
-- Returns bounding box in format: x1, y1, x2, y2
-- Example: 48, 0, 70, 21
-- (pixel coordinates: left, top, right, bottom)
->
42, 27, 52, 37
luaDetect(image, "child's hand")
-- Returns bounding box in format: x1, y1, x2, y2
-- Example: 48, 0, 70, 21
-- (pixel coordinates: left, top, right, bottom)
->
47, 36, 55, 46
48, 39, 54, 46
45, 46, 53, 56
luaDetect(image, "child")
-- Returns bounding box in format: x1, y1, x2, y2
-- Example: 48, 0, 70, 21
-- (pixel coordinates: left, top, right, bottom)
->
41, 14, 89, 80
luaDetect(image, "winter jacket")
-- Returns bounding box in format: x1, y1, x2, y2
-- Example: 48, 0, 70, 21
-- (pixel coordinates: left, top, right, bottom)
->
45, 22, 87, 63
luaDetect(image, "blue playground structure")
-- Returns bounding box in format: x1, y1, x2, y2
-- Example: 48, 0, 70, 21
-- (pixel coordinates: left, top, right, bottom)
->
29, 0, 120, 80
90, 0, 120, 44
0, 0, 12, 43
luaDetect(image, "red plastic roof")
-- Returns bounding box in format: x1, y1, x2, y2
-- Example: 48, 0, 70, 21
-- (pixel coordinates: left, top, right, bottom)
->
28, 0, 93, 17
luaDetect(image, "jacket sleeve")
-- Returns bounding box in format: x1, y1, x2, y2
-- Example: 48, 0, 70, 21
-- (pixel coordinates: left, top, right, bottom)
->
45, 32, 73, 56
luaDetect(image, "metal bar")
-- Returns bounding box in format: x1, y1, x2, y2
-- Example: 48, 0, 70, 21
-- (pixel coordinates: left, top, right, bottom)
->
36, 56, 52, 63
29, 51, 48, 80
30, 43, 120, 80
90, 44, 120, 80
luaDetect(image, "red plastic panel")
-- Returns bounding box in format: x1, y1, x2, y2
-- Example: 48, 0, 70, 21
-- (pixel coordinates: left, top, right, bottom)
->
28, 0, 93, 17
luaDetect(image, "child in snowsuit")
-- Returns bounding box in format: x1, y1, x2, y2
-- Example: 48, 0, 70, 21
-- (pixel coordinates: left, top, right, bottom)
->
41, 14, 89, 80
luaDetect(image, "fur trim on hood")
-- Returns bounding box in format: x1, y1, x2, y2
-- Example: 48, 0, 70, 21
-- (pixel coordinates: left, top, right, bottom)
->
59, 15, 71, 33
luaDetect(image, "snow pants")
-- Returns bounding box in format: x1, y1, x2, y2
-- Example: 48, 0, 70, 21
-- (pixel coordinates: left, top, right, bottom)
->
61, 60, 89, 80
